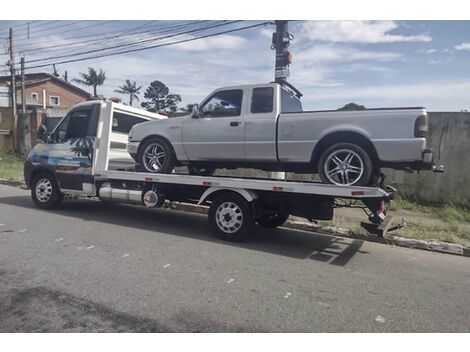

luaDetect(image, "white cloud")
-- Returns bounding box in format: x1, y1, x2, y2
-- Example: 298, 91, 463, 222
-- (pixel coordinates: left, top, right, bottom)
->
455, 42, 470, 51
300, 21, 432, 44
295, 45, 400, 64
426, 49, 437, 54
170, 34, 248, 51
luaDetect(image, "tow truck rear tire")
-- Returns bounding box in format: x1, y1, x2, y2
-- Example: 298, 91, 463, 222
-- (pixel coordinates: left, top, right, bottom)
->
256, 211, 289, 228
208, 193, 253, 242
31, 172, 64, 209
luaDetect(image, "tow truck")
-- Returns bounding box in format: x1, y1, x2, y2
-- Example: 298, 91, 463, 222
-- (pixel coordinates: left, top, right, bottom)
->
24, 100, 402, 242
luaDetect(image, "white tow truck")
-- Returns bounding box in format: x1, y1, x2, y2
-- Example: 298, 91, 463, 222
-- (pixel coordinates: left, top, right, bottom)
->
25, 100, 401, 242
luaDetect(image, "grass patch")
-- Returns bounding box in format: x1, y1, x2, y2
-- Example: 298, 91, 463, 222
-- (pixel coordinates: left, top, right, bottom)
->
390, 195, 470, 224
0, 150, 25, 181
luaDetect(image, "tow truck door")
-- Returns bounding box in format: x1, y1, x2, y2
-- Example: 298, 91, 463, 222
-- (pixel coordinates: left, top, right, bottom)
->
47, 105, 99, 191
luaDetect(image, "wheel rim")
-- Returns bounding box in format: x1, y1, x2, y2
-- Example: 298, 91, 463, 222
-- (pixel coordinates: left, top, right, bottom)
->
324, 149, 364, 185
142, 142, 166, 172
215, 201, 243, 234
35, 178, 53, 202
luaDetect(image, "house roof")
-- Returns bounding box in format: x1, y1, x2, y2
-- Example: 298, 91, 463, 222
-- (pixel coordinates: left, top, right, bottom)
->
0, 72, 93, 98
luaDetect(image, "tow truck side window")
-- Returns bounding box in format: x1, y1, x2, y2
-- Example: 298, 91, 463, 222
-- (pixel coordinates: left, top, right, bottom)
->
200, 89, 243, 117
54, 108, 92, 142
112, 112, 147, 134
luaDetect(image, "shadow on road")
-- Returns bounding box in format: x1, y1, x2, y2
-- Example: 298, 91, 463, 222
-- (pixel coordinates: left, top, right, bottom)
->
0, 195, 368, 266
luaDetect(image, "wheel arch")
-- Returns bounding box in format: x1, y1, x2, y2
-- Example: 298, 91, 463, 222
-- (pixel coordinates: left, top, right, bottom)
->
29, 165, 58, 189
311, 131, 379, 171
198, 187, 258, 205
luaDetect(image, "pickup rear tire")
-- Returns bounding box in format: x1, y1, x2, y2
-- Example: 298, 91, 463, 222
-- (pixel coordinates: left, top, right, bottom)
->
31, 172, 63, 209
208, 193, 253, 242
318, 143, 373, 186
138, 137, 176, 173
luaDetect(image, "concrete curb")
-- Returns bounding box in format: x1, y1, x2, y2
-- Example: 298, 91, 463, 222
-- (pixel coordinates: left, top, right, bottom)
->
172, 202, 470, 258
1, 178, 468, 257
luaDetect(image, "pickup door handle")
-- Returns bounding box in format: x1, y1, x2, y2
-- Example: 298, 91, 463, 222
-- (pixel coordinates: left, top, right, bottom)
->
230, 121, 241, 127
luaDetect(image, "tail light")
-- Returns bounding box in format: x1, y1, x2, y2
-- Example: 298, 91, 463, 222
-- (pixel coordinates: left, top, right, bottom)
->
414, 114, 428, 137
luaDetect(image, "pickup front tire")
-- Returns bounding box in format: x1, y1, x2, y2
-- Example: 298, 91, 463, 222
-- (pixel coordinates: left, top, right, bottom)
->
318, 143, 373, 186
138, 137, 176, 173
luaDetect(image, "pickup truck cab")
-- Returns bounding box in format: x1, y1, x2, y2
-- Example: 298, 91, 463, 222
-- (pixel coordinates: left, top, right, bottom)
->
127, 82, 439, 186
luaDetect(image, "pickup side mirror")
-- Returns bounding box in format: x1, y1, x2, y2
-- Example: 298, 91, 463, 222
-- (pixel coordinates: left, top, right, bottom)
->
190, 104, 200, 119
37, 124, 48, 142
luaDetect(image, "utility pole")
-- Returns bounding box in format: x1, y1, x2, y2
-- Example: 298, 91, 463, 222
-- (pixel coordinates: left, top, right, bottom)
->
9, 28, 18, 152
20, 56, 26, 114
272, 20, 292, 84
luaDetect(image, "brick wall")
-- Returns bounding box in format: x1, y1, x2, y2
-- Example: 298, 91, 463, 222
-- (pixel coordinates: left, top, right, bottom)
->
22, 80, 89, 109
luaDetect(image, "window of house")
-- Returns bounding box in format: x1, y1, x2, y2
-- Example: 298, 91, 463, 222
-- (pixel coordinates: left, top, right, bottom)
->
251, 87, 274, 113
49, 95, 60, 106
31, 92, 38, 101
112, 112, 148, 134
200, 90, 243, 117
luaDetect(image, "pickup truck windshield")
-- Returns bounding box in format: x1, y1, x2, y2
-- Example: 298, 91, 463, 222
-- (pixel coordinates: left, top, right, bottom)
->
281, 88, 303, 113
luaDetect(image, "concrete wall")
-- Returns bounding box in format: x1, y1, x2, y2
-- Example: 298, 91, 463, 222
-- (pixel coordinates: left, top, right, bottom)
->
385, 112, 470, 206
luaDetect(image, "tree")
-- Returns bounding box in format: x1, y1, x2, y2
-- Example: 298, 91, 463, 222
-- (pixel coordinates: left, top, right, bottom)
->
338, 103, 366, 111
73, 67, 106, 97
114, 79, 142, 106
141, 80, 182, 113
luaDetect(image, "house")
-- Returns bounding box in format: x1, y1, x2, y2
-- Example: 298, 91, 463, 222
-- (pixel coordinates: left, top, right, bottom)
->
0, 73, 93, 152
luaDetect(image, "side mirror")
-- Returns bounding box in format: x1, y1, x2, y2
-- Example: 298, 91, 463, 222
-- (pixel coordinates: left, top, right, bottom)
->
37, 124, 48, 142
191, 104, 200, 118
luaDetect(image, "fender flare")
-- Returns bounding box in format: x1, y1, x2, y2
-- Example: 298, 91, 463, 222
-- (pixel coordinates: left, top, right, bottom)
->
197, 187, 258, 205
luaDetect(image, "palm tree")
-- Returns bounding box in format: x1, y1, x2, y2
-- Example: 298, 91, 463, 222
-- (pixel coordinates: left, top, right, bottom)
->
73, 67, 106, 97
114, 79, 142, 106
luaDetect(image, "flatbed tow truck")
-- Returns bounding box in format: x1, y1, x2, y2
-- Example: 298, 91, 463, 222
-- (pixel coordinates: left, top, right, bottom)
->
25, 100, 403, 242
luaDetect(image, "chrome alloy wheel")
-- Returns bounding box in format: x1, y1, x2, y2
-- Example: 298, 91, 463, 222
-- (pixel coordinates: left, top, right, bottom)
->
215, 201, 243, 234
35, 178, 53, 203
143, 143, 167, 172
324, 149, 364, 185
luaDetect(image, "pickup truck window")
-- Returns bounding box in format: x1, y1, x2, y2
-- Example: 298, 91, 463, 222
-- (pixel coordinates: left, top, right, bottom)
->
201, 89, 243, 117
251, 87, 274, 113
281, 88, 303, 113
112, 112, 147, 134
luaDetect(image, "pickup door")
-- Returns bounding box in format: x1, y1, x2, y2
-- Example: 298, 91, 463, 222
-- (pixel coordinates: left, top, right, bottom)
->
182, 89, 245, 160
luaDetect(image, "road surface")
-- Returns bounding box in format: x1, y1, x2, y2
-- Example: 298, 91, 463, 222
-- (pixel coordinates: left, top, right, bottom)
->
0, 184, 469, 332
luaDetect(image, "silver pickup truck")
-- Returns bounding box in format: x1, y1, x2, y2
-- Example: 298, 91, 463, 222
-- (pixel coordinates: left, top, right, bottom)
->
127, 82, 439, 186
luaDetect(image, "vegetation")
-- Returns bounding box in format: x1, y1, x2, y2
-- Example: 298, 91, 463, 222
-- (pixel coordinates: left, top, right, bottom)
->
73, 67, 107, 97
141, 80, 182, 113
0, 150, 24, 181
114, 79, 142, 106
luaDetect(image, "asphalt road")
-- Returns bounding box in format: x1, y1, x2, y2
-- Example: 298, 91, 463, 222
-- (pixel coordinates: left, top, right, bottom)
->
1, 184, 469, 332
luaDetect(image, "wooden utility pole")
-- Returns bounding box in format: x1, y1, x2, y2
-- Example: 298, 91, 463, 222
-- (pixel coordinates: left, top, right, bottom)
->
9, 28, 18, 152
20, 56, 26, 114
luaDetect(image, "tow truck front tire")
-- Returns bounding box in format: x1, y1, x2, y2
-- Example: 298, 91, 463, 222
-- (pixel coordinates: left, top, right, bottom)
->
208, 193, 253, 242
31, 172, 63, 209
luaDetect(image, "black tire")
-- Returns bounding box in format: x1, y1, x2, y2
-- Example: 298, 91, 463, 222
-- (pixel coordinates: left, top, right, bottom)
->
318, 142, 373, 186
256, 211, 289, 228
208, 193, 253, 242
188, 165, 216, 176
138, 137, 176, 173
31, 172, 63, 209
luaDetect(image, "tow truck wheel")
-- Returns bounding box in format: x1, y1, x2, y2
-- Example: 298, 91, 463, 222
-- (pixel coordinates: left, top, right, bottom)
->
31, 172, 63, 209
208, 193, 253, 242
318, 143, 373, 186
256, 211, 289, 228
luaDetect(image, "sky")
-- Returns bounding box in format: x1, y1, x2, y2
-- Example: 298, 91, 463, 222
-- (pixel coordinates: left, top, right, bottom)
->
1, 20, 469, 111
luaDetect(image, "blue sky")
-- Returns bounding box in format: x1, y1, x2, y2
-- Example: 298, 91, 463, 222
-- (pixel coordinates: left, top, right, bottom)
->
1, 20, 469, 111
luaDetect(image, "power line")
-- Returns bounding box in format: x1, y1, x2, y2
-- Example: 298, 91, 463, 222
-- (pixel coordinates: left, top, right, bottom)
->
25, 22, 271, 70
26, 21, 240, 64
